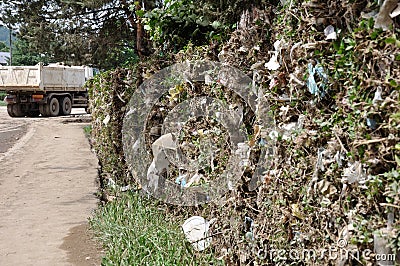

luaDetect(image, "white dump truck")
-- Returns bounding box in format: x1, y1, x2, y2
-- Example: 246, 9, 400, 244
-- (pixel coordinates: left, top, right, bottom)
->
0, 63, 94, 117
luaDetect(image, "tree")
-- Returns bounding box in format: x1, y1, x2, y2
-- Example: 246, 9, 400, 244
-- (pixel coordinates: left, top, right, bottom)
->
142, 0, 270, 52
0, 42, 8, 52
11, 38, 51, 66
0, 0, 263, 68
0, 1, 160, 69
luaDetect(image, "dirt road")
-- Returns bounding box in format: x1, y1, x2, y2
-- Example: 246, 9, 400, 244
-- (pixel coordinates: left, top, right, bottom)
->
0, 106, 101, 265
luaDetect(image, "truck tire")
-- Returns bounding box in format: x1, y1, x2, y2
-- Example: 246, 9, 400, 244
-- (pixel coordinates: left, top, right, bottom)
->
39, 104, 49, 117
48, 97, 60, 117
60, 97, 72, 116
12, 103, 26, 117
7, 104, 16, 117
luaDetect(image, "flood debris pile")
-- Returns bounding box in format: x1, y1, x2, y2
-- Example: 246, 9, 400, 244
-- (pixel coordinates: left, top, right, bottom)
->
89, 0, 400, 264
89, 57, 171, 192
88, 68, 138, 187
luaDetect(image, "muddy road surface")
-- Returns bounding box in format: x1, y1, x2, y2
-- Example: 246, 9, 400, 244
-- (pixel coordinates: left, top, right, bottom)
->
0, 106, 102, 265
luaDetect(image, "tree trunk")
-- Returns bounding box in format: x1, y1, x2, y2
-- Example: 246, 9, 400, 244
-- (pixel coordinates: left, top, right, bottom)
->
135, 2, 145, 58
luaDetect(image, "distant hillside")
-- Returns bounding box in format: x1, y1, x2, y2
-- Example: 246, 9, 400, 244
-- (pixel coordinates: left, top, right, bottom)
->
0, 26, 15, 46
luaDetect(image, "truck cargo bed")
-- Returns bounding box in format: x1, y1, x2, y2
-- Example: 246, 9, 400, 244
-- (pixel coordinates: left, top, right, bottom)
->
0, 63, 91, 92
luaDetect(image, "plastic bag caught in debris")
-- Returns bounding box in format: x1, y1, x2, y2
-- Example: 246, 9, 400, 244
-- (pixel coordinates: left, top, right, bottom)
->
103, 114, 111, 125
373, 86, 383, 105
366, 118, 378, 129
182, 216, 214, 251
107, 177, 116, 189
175, 172, 187, 188
374, 0, 399, 31
265, 39, 285, 71
342, 161, 366, 184
390, 3, 400, 18
147, 133, 177, 192
307, 62, 328, 98
324, 25, 337, 40
265, 53, 280, 70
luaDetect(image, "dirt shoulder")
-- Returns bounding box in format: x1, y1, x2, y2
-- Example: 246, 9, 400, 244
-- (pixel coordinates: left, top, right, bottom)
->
0, 107, 102, 266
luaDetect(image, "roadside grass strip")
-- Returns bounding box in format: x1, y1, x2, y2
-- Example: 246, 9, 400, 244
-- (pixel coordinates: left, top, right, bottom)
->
89, 191, 222, 265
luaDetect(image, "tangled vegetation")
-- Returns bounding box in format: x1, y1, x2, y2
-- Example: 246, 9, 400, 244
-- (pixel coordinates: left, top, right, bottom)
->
89, 0, 400, 264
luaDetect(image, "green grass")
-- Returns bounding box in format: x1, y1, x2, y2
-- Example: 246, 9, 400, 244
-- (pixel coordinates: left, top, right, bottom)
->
83, 125, 92, 137
89, 191, 222, 266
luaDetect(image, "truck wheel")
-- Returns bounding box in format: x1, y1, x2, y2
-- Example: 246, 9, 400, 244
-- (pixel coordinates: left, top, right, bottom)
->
12, 104, 26, 117
60, 97, 72, 116
39, 104, 49, 117
48, 97, 60, 117
7, 104, 16, 117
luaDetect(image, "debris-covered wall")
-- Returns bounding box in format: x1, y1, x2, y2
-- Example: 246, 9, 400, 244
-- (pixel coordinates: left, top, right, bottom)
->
88, 57, 171, 187
88, 68, 137, 186
89, 0, 400, 264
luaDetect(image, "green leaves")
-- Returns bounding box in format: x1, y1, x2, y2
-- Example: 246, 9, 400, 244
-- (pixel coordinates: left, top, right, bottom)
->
211, 20, 222, 29
142, 0, 234, 51
385, 35, 400, 48
0, 41, 8, 52
0, 0, 141, 68
135, 9, 145, 18
143, 3, 193, 48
